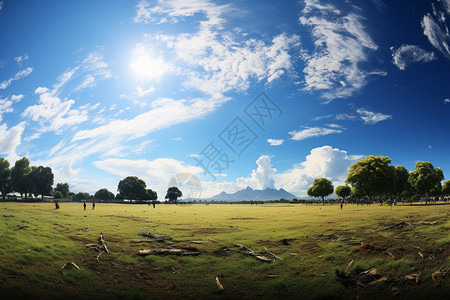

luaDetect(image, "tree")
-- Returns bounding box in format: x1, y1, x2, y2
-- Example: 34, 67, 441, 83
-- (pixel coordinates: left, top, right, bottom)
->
335, 185, 351, 200
346, 156, 397, 201
145, 189, 158, 201
73, 192, 90, 201
29, 166, 54, 201
54, 191, 63, 199
395, 165, 410, 201
11, 157, 32, 200
408, 161, 444, 204
0, 158, 12, 201
94, 188, 114, 200
442, 180, 450, 196
307, 178, 334, 204
117, 176, 147, 199
165, 186, 182, 203
54, 183, 70, 198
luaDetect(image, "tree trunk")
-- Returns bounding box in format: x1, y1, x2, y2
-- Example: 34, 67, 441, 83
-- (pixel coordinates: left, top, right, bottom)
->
322, 196, 325, 205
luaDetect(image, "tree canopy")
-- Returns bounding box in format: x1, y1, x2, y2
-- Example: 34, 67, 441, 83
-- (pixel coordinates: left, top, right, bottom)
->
442, 180, 450, 196
145, 189, 158, 201
94, 188, 114, 200
11, 157, 32, 199
335, 185, 351, 200
29, 166, 54, 201
307, 178, 334, 204
165, 186, 182, 202
0, 158, 12, 201
117, 176, 147, 200
408, 161, 444, 202
346, 155, 396, 200
54, 183, 70, 198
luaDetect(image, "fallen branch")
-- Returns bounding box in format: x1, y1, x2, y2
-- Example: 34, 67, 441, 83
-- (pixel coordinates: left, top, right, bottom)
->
139, 232, 172, 241
209, 238, 218, 243
138, 249, 201, 256
131, 239, 155, 243
233, 244, 272, 262
215, 277, 224, 293
99, 233, 109, 254
190, 241, 207, 244
62, 262, 80, 270
80, 225, 90, 232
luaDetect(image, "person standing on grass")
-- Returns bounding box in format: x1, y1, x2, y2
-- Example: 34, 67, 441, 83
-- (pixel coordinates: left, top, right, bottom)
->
92, 200, 95, 210
340, 201, 343, 210
83, 202, 86, 210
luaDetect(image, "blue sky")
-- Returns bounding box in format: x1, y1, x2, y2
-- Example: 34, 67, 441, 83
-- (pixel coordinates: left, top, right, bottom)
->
1, 0, 449, 199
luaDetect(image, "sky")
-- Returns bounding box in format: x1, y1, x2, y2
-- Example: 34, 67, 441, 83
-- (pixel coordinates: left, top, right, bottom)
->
0, 0, 449, 199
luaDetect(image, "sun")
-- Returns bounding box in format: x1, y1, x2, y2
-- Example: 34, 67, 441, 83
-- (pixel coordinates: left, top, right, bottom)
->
130, 44, 173, 81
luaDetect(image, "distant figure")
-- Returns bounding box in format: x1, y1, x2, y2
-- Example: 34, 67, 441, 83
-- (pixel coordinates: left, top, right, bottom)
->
152, 201, 156, 209
55, 201, 60, 209
83, 202, 86, 210
340, 201, 343, 210
92, 201, 95, 210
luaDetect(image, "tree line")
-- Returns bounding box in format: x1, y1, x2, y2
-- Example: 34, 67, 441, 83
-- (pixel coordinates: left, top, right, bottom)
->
1, 157, 183, 203
307, 156, 450, 204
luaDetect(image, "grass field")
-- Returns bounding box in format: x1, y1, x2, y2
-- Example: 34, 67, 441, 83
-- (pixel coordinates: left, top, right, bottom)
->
0, 202, 449, 299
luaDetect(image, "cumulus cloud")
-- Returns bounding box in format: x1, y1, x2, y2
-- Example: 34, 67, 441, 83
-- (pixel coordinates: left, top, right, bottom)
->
0, 67, 33, 89
236, 155, 276, 190
274, 145, 361, 196
421, 1, 450, 60
444, 98, 450, 103
267, 139, 284, 146
299, 0, 384, 100
391, 44, 436, 70
0, 95, 22, 122
202, 146, 362, 197
356, 108, 392, 125
289, 126, 343, 141
0, 122, 26, 161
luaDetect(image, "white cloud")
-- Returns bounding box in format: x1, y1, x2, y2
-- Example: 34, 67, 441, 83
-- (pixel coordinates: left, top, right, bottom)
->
15, 54, 29, 63
267, 139, 284, 146
141, 0, 300, 96
391, 44, 436, 70
444, 98, 450, 103
356, 108, 392, 125
289, 126, 343, 141
0, 67, 33, 89
299, 1, 383, 100
202, 146, 362, 197
274, 145, 361, 196
0, 122, 25, 161
0, 1, 3, 11
22, 87, 88, 133
130, 44, 175, 81
421, 1, 450, 60
236, 155, 276, 190
0, 94, 23, 122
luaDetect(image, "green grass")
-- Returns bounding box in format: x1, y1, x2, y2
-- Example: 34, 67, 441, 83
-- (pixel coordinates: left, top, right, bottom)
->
0, 202, 449, 299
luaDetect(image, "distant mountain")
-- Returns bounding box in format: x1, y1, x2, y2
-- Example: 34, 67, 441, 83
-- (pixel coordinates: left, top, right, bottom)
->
208, 186, 297, 202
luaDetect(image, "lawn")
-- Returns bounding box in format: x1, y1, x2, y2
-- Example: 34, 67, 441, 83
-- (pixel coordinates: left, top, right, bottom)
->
0, 202, 449, 299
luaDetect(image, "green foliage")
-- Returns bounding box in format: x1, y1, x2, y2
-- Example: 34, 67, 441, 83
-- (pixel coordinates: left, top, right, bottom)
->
307, 178, 334, 203
145, 189, 157, 200
72, 192, 90, 201
442, 180, 450, 196
53, 191, 63, 199
94, 188, 114, 200
395, 165, 410, 198
54, 183, 69, 198
346, 155, 396, 199
408, 161, 444, 199
335, 185, 351, 199
118, 176, 147, 200
165, 186, 182, 202
0, 158, 12, 201
11, 157, 31, 199
29, 166, 54, 201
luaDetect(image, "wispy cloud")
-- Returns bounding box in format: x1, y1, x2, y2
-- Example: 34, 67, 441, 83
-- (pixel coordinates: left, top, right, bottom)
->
267, 139, 284, 146
15, 54, 29, 64
0, 67, 33, 89
289, 126, 343, 141
391, 44, 436, 70
421, 1, 450, 60
0, 95, 22, 122
356, 108, 392, 125
0, 1, 3, 10
299, 0, 384, 100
